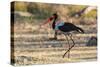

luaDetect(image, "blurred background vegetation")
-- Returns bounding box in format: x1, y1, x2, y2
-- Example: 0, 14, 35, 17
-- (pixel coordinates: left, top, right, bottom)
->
11, 1, 97, 25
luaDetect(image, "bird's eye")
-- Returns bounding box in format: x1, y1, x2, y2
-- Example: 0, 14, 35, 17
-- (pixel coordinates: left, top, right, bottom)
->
49, 17, 54, 20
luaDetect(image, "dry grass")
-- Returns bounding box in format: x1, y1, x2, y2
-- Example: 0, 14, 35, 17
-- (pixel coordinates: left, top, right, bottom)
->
13, 47, 97, 65
11, 23, 97, 66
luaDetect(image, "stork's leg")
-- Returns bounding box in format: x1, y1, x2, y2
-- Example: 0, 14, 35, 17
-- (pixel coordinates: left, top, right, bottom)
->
49, 31, 57, 40
54, 31, 57, 40
63, 33, 75, 58
63, 34, 70, 58
69, 34, 75, 46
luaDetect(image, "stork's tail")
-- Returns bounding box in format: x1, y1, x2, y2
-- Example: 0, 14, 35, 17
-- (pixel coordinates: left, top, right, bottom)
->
76, 27, 84, 33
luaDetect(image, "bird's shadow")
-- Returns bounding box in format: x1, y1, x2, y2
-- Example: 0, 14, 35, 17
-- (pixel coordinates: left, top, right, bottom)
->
48, 38, 65, 41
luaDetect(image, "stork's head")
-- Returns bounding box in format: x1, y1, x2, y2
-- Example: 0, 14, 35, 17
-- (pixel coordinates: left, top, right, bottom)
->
52, 13, 58, 19
42, 13, 58, 25
46, 13, 58, 22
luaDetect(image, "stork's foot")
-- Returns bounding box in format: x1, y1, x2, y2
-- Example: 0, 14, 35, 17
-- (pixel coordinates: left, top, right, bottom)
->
49, 37, 57, 40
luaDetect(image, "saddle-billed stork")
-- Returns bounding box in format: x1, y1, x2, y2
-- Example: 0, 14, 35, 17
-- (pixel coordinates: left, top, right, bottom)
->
41, 13, 84, 58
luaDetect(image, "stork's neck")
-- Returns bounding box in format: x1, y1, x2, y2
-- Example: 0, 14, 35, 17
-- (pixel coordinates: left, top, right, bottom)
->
52, 18, 57, 29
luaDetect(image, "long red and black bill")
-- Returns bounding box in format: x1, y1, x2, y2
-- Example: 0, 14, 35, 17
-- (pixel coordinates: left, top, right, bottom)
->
42, 16, 55, 25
